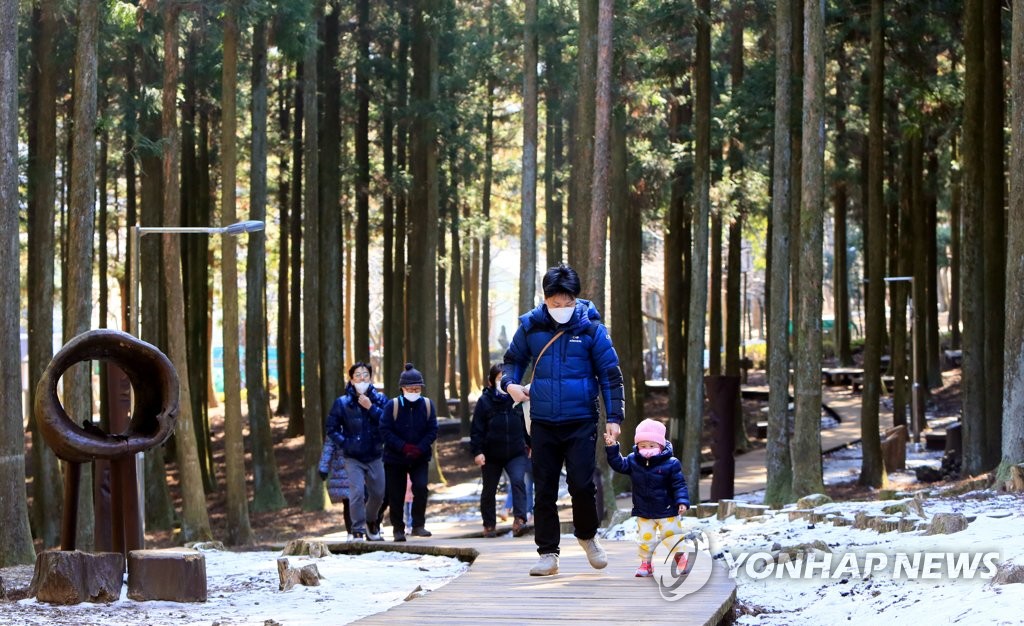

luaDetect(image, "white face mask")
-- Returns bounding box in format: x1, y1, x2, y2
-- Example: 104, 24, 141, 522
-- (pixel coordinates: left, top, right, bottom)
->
354, 382, 370, 394
548, 305, 574, 325
403, 392, 421, 403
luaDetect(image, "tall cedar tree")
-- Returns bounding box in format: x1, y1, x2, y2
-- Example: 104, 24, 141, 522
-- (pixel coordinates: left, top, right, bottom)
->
859, 0, 887, 488
1001, 0, 1024, 482
520, 0, 538, 312
248, 19, 287, 512
65, 0, 100, 549
302, 1, 326, 511
220, 0, 255, 545
684, 0, 712, 505
0, 0, 36, 567
161, 3, 213, 542
28, 0, 63, 549
765, 0, 795, 506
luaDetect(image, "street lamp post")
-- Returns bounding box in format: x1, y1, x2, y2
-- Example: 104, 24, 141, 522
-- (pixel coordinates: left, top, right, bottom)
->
126, 219, 265, 533
884, 276, 922, 451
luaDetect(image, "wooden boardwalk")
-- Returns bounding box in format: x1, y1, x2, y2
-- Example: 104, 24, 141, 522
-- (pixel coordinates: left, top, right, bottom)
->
349, 525, 735, 625
339, 385, 870, 625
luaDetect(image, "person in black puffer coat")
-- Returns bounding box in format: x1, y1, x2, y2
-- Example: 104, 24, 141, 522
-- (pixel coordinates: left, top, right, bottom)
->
605, 418, 690, 578
471, 363, 531, 537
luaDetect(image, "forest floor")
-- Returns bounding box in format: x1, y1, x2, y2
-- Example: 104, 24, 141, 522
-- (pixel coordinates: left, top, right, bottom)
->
5, 367, 968, 601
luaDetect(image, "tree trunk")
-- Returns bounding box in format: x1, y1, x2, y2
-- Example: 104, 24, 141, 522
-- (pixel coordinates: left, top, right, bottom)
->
833, 42, 853, 366
710, 214, 723, 376
859, 0, 887, 489
479, 70, 494, 376
982, 0, 1005, 469
684, 0, 712, 506
390, 1, 410, 386
585, 0, 613, 311
544, 34, 564, 269
568, 0, 596, 273
949, 134, 961, 349
301, 2, 326, 512
287, 63, 305, 436
520, 0, 539, 313
764, 0, 794, 507
961, 0, 987, 476
610, 108, 641, 495
162, 4, 212, 543
1000, 0, 1024, 482
28, 0, 63, 550
382, 10, 397, 391
219, 0, 254, 546
65, 0, 100, 550
0, 0, 35, 566
665, 77, 691, 463
350, 0, 371, 364
450, 153, 471, 436
790, 0, 827, 498
408, 0, 440, 415
910, 134, 929, 436
138, 32, 175, 531
247, 19, 286, 513
320, 4, 343, 417
275, 61, 292, 416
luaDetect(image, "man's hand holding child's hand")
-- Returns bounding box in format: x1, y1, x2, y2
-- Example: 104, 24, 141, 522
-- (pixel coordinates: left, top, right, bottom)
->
603, 432, 617, 446
679, 504, 689, 516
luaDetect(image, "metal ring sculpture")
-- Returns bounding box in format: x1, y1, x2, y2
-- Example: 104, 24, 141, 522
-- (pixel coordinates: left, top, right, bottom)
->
35, 329, 179, 463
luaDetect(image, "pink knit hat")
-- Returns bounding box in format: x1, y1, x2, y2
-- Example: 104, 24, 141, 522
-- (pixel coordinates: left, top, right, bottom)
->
634, 418, 666, 447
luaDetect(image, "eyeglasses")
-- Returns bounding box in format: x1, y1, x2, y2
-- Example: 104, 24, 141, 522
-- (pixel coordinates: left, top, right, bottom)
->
351, 370, 371, 381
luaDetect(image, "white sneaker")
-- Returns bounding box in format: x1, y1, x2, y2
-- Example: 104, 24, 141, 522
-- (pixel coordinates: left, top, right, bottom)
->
529, 553, 560, 576
578, 537, 608, 569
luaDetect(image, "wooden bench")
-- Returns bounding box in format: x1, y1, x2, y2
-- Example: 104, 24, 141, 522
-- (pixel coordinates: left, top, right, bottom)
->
821, 367, 864, 387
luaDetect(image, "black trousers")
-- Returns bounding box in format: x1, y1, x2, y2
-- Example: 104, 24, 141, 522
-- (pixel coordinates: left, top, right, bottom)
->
384, 459, 429, 532
530, 420, 599, 555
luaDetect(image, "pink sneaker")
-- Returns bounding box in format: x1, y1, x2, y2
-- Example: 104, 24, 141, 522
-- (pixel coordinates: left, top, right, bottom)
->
635, 561, 653, 577
674, 552, 689, 572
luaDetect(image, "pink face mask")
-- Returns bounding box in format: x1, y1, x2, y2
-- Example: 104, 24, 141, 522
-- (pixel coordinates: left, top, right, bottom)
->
638, 446, 661, 458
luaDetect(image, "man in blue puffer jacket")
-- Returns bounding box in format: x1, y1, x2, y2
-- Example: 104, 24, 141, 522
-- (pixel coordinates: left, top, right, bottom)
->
326, 362, 388, 541
502, 264, 625, 576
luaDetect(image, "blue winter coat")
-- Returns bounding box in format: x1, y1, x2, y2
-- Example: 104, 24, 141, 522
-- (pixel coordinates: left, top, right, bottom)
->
470, 386, 530, 461
606, 441, 690, 519
500, 298, 624, 425
318, 438, 350, 504
380, 395, 438, 464
326, 383, 388, 463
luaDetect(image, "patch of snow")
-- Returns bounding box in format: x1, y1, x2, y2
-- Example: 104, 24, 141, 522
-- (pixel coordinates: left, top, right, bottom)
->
8, 549, 468, 626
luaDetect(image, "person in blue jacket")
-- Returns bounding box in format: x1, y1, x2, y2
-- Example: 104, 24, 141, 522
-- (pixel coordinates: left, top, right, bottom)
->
502, 263, 625, 576
326, 362, 388, 541
380, 363, 438, 542
471, 363, 531, 538
605, 418, 690, 577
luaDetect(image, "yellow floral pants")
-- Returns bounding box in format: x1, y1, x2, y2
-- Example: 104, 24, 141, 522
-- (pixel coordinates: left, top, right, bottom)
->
636, 515, 685, 561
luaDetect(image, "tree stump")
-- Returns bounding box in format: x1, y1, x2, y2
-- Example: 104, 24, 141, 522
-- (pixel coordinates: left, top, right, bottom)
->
716, 500, 737, 520
1005, 464, 1024, 492
29, 550, 124, 605
880, 425, 907, 472
127, 548, 207, 602
277, 558, 323, 591
734, 503, 769, 520
796, 493, 832, 509
925, 512, 969, 535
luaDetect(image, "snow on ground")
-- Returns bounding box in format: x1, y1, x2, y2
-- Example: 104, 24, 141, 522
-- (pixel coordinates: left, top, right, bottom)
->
607, 442, 1024, 625
7, 444, 1022, 625
6, 548, 468, 626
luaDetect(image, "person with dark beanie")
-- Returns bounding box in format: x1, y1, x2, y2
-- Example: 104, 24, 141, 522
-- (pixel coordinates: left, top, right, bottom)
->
380, 363, 438, 541
502, 263, 625, 576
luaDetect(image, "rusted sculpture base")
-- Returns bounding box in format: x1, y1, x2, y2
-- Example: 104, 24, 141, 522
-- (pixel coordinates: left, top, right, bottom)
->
29, 550, 125, 604
127, 548, 207, 602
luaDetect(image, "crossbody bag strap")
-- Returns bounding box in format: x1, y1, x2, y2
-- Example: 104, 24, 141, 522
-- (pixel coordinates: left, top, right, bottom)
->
523, 330, 566, 387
